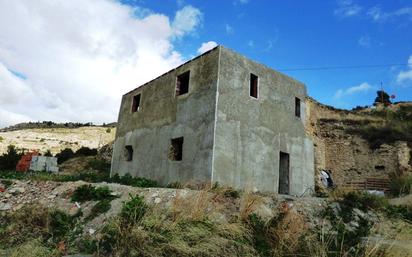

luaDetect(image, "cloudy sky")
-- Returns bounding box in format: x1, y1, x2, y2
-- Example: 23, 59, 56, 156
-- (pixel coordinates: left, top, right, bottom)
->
0, 0, 411, 128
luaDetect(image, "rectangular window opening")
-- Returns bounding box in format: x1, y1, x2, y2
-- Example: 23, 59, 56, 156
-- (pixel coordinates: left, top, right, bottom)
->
125, 145, 133, 162
295, 97, 301, 118
169, 137, 184, 161
176, 71, 190, 96
250, 73, 258, 98
131, 94, 141, 112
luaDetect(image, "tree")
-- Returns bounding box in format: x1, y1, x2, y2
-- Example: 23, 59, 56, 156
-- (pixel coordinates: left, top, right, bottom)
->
374, 90, 391, 106
0, 145, 23, 170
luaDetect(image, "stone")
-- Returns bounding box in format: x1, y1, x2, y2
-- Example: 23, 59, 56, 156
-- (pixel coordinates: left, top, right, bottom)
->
154, 197, 161, 204
0, 202, 12, 211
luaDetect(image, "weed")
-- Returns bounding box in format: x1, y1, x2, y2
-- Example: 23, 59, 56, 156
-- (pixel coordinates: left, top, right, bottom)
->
71, 184, 115, 203
389, 172, 412, 196
111, 173, 157, 187
166, 181, 183, 189
0, 136, 3, 142
86, 199, 112, 221
223, 187, 240, 198
239, 192, 264, 221
340, 191, 388, 212
8, 239, 58, 257
77, 237, 98, 254
120, 194, 148, 225
385, 204, 412, 222
1, 179, 13, 188
48, 210, 77, 242
86, 158, 110, 172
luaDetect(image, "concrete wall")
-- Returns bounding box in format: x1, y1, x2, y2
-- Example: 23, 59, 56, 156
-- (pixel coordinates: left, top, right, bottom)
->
212, 47, 314, 195
111, 47, 219, 185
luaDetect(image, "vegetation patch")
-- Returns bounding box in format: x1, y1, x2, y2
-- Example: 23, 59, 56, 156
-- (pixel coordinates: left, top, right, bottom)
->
389, 172, 412, 196
0, 145, 23, 171
345, 105, 412, 149
110, 173, 157, 187
86, 199, 112, 221
71, 184, 115, 203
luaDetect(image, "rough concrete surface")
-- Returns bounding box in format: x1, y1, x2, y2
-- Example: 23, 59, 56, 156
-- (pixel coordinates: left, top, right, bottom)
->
111, 46, 315, 195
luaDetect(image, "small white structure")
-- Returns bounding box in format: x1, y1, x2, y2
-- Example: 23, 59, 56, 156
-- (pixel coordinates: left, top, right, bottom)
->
30, 156, 59, 173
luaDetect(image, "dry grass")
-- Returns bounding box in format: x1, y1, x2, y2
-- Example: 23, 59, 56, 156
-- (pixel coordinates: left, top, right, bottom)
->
239, 191, 264, 221
270, 210, 308, 255
170, 189, 212, 222
8, 239, 58, 257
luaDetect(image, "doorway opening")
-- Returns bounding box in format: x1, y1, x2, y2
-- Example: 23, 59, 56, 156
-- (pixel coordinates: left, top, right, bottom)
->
278, 152, 290, 194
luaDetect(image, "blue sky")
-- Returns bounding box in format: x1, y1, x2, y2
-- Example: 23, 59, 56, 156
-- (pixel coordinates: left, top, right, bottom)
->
129, 0, 412, 108
0, 0, 411, 127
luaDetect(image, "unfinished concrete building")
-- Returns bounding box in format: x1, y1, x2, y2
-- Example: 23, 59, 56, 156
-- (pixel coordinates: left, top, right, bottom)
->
111, 46, 314, 195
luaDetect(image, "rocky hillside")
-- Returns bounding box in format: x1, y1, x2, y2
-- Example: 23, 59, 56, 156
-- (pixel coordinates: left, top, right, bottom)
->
306, 98, 412, 186
0, 126, 116, 155
1, 177, 411, 256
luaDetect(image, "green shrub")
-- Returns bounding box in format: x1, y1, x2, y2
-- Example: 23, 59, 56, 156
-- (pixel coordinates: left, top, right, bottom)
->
48, 210, 77, 241
71, 184, 115, 203
106, 128, 111, 133
86, 199, 112, 221
223, 187, 240, 198
55, 148, 75, 164
111, 173, 157, 187
75, 147, 97, 156
340, 191, 388, 212
247, 214, 272, 256
0, 136, 3, 142
86, 158, 111, 172
0, 145, 23, 171
385, 205, 412, 222
389, 173, 412, 196
120, 194, 148, 225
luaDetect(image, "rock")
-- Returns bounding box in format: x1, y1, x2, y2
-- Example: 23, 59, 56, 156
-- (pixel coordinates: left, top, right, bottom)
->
154, 197, 162, 204
4, 193, 12, 198
0, 202, 12, 211
88, 228, 96, 235
9, 187, 25, 194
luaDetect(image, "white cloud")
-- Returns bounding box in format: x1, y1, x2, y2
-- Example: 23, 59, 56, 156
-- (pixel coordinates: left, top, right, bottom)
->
397, 55, 412, 83
358, 35, 371, 47
334, 82, 373, 99
172, 5, 203, 37
247, 40, 255, 48
367, 6, 412, 22
239, 0, 249, 4
225, 24, 234, 35
197, 41, 218, 54
0, 1, 203, 128
334, 0, 362, 17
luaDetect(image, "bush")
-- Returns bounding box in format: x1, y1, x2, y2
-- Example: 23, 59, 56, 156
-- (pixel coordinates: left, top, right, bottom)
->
86, 158, 111, 172
111, 173, 157, 187
86, 199, 112, 221
340, 191, 388, 212
0, 136, 3, 142
120, 194, 148, 225
75, 147, 97, 156
389, 173, 412, 196
71, 184, 115, 203
55, 148, 75, 164
0, 145, 23, 170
